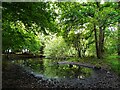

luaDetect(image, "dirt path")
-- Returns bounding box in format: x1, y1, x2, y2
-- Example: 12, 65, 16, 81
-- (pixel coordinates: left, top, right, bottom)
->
2, 60, 120, 89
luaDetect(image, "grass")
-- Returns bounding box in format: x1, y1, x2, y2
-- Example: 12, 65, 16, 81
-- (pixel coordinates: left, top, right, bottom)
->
104, 55, 120, 76
67, 55, 120, 76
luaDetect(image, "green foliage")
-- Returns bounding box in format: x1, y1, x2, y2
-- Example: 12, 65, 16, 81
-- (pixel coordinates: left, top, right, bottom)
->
105, 56, 120, 76
2, 21, 41, 54
104, 26, 118, 55
2, 2, 57, 34
2, 2, 120, 77
2, 2, 120, 57
44, 36, 77, 58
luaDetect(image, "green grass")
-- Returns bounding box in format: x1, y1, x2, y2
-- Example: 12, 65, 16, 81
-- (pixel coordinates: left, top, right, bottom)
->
105, 55, 120, 76
67, 55, 120, 76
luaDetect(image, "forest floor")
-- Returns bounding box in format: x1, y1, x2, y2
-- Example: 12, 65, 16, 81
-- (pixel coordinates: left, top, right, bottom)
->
2, 59, 120, 89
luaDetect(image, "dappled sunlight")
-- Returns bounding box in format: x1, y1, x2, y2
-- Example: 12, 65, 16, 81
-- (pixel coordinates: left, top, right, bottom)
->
2, 1, 120, 89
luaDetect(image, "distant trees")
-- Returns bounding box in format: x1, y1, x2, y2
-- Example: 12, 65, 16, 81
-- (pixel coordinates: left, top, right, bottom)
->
44, 36, 77, 58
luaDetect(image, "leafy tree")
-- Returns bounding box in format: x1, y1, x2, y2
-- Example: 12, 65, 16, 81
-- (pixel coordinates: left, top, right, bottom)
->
93, 2, 118, 58
56, 2, 119, 59
2, 2, 58, 54
2, 2, 57, 34
2, 2, 120, 59
56, 2, 92, 57
2, 21, 41, 54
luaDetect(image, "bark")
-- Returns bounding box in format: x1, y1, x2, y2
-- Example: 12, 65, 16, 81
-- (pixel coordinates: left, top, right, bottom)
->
99, 26, 103, 58
95, 2, 104, 59
118, 1, 120, 56
101, 26, 105, 54
118, 23, 120, 56
99, 26, 105, 58
78, 48, 81, 58
57, 61, 101, 69
94, 24, 100, 58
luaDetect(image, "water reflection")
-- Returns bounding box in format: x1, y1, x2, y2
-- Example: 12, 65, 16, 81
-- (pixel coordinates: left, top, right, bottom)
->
11, 58, 93, 79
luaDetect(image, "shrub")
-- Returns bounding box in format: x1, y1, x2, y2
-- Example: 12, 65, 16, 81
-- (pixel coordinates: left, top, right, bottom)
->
44, 36, 77, 58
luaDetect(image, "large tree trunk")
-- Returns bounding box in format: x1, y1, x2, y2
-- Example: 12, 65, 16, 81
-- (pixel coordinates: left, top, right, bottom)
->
118, 23, 120, 56
101, 27, 105, 57
99, 26, 104, 58
95, 1, 104, 59
94, 24, 100, 58
118, 1, 120, 56
101, 26, 105, 54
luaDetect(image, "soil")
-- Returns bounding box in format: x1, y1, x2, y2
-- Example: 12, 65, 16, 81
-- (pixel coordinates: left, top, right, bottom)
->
2, 60, 120, 89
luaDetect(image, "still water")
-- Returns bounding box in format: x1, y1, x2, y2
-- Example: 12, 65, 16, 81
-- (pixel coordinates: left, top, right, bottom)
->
11, 58, 93, 79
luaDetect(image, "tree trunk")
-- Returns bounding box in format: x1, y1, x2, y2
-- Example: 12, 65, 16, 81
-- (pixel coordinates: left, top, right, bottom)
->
101, 26, 105, 54
99, 26, 103, 58
75, 33, 81, 58
99, 27, 103, 58
94, 24, 100, 58
95, 1, 104, 59
118, 23, 120, 56
118, 1, 120, 56
78, 48, 81, 58
101, 27, 105, 57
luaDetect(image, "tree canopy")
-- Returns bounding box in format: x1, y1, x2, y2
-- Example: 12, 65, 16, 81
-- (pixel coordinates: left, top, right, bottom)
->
2, 2, 120, 58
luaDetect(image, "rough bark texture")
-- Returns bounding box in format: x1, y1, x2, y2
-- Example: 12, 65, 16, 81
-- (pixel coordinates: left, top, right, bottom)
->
118, 1, 120, 56
98, 26, 103, 58
101, 27, 105, 54
118, 23, 120, 56
94, 24, 100, 58
94, 25, 104, 59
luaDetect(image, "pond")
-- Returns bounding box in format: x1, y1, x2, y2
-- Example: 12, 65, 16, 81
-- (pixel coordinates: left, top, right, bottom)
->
10, 58, 93, 79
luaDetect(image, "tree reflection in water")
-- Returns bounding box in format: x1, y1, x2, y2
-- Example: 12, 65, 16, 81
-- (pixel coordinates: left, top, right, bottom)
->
12, 58, 93, 79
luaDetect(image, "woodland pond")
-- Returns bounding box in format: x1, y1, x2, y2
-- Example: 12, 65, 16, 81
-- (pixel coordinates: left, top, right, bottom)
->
2, 2, 120, 89
7, 58, 93, 79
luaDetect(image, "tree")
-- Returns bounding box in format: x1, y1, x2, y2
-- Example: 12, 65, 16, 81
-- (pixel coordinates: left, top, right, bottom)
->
2, 2, 57, 34
2, 2, 58, 54
56, 2, 119, 58
56, 2, 94, 57
118, 1, 120, 56
2, 2, 119, 58
2, 20, 41, 54
97, 2, 118, 58
44, 35, 77, 58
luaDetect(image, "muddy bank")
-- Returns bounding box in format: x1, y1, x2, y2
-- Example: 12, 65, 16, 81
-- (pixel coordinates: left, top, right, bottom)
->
2, 60, 120, 89
2, 54, 45, 60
